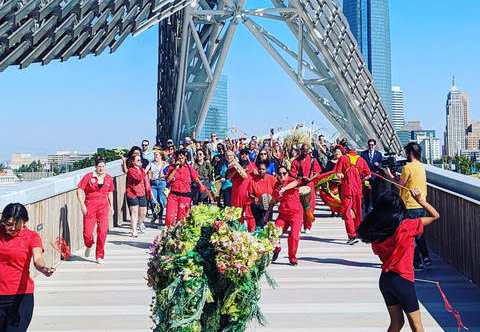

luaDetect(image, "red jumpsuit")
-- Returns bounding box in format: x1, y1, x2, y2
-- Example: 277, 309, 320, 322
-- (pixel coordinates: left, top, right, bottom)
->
273, 177, 303, 263
334, 151, 370, 239
289, 155, 322, 230
78, 172, 115, 259
247, 174, 277, 228
227, 163, 257, 232
165, 164, 200, 228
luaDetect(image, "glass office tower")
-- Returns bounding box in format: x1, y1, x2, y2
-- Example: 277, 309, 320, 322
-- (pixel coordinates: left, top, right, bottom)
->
199, 75, 228, 140
343, 0, 392, 116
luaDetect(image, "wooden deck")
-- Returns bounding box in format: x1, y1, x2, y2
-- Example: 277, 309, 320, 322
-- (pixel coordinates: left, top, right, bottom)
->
29, 202, 480, 332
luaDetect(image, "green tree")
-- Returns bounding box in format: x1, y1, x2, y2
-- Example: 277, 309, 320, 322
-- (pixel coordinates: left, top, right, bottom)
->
453, 155, 471, 175
0, 163, 6, 171
72, 149, 128, 171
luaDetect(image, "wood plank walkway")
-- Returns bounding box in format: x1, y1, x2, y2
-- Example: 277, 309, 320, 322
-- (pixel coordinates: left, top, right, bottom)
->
29, 202, 480, 332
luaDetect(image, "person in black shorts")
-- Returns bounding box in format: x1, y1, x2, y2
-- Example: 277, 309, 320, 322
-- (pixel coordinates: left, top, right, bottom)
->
357, 189, 439, 332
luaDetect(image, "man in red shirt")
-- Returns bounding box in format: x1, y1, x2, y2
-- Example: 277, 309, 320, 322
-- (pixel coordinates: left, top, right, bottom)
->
289, 143, 322, 233
226, 148, 257, 232
334, 144, 371, 244
247, 160, 277, 229
266, 165, 303, 265
165, 150, 206, 228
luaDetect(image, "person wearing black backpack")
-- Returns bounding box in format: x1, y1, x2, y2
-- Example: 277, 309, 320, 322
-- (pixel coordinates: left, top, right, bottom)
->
165, 150, 207, 228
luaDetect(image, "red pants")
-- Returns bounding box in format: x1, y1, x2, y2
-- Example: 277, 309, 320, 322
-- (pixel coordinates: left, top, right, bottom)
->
83, 199, 109, 259
303, 188, 316, 230
341, 194, 362, 238
274, 210, 303, 263
234, 203, 254, 232
165, 194, 192, 228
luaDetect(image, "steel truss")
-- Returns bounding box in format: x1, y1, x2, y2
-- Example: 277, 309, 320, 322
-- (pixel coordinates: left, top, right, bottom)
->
0, 0, 401, 151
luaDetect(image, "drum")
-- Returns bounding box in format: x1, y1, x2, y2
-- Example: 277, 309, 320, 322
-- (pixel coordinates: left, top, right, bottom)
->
299, 186, 312, 210
233, 160, 248, 179
213, 180, 222, 198
260, 193, 272, 211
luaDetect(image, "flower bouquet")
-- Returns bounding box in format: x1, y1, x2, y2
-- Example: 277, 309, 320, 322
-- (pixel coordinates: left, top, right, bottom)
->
147, 205, 282, 332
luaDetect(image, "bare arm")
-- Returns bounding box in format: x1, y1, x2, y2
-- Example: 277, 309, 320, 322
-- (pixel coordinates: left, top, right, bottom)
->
410, 188, 440, 226
264, 197, 278, 222
76, 188, 87, 215
108, 191, 114, 215
121, 156, 128, 174
32, 247, 55, 277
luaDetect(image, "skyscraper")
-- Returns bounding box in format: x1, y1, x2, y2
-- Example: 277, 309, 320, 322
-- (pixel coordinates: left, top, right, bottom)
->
391, 86, 405, 129
343, 0, 392, 115
199, 75, 228, 140
445, 78, 469, 157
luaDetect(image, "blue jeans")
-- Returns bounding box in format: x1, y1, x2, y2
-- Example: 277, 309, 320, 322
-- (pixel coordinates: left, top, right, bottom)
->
151, 179, 167, 215
406, 208, 429, 265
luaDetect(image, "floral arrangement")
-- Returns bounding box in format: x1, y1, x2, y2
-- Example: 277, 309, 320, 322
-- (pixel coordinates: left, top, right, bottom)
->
147, 205, 282, 332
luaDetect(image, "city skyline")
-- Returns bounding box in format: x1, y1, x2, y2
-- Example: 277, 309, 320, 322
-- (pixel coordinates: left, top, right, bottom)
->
0, 0, 479, 161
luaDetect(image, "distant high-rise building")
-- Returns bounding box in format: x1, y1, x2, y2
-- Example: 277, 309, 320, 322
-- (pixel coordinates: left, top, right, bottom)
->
445, 77, 469, 157
466, 120, 480, 150
391, 86, 405, 129
200, 75, 228, 140
343, 0, 392, 115
420, 137, 441, 162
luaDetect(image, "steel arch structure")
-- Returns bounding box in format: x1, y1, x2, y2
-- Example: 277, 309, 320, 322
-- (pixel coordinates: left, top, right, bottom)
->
0, 0, 402, 152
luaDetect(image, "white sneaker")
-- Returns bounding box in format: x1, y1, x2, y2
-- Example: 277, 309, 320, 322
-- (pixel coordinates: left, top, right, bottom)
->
138, 223, 146, 234
96, 258, 104, 265
131, 230, 138, 238
85, 247, 91, 258
305, 229, 311, 234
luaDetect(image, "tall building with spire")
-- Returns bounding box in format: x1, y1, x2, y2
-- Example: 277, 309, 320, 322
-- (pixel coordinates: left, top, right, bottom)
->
445, 77, 469, 157
343, 0, 392, 116
391, 86, 405, 129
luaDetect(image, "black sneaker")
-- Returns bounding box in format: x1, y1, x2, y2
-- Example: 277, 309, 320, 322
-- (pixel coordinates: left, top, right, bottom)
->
272, 252, 279, 262
289, 261, 298, 266
413, 263, 424, 272
423, 257, 432, 266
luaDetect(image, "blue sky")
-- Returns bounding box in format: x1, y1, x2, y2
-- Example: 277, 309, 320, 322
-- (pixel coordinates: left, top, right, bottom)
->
1, 0, 479, 161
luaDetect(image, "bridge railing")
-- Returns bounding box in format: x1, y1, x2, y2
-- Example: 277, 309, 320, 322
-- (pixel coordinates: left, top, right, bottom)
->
424, 165, 480, 286
0, 160, 128, 274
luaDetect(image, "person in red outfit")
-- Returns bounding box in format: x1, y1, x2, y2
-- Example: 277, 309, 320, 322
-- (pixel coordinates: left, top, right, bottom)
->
289, 143, 322, 233
265, 165, 303, 266
357, 189, 439, 332
0, 203, 55, 332
77, 158, 115, 263
247, 160, 277, 229
226, 148, 257, 232
165, 150, 206, 228
126, 155, 149, 237
334, 144, 371, 244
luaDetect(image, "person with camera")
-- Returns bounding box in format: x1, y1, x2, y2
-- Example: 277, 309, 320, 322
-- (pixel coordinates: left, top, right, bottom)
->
357, 189, 439, 332
384, 142, 432, 271
165, 150, 206, 228
335, 142, 371, 244
360, 139, 383, 214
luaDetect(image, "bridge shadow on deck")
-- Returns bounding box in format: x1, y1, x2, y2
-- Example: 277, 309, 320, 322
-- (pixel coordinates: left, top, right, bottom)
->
298, 256, 381, 269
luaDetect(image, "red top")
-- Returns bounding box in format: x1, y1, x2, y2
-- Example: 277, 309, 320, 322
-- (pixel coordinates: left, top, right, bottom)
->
0, 227, 44, 295
126, 167, 147, 198
372, 218, 424, 282
289, 155, 321, 188
166, 164, 199, 193
228, 163, 257, 207
247, 174, 276, 199
334, 151, 370, 196
273, 177, 302, 215
78, 172, 115, 201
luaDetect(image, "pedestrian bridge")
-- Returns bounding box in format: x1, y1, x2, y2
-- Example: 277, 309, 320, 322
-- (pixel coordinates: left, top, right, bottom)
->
0, 160, 479, 331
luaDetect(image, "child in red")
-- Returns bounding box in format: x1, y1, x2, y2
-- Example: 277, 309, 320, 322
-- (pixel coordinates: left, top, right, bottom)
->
357, 189, 439, 332
0, 203, 55, 332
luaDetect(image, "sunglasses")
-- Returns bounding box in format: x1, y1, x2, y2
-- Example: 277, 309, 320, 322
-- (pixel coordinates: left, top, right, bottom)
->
368, 144, 375, 146
142, 144, 148, 147
260, 152, 267, 155
278, 172, 288, 176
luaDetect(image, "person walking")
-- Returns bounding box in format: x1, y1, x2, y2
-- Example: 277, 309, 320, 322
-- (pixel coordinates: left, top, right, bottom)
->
0, 203, 55, 332
265, 165, 303, 266
357, 190, 439, 332
126, 155, 149, 237
219, 150, 234, 207
149, 151, 168, 225
192, 149, 214, 205
335, 143, 371, 244
247, 160, 277, 229
165, 150, 206, 228
76, 157, 115, 263
360, 139, 383, 214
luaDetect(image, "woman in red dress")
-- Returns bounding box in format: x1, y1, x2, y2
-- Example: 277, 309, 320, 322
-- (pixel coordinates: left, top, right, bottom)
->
0, 203, 55, 331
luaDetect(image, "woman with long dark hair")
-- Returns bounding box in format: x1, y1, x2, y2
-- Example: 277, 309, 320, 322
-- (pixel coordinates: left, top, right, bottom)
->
126, 155, 149, 237
0, 203, 55, 331
357, 189, 439, 332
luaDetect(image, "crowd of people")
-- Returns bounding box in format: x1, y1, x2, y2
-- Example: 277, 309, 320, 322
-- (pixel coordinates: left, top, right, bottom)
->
0, 131, 440, 332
